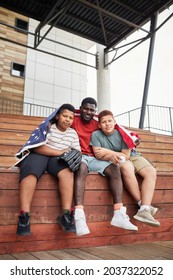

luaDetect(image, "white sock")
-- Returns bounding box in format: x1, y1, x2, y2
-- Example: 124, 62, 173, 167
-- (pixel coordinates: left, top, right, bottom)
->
139, 205, 150, 212
137, 200, 141, 207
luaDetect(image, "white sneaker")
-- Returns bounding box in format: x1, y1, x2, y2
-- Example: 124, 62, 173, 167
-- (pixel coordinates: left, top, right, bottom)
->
74, 208, 90, 236
111, 206, 138, 231
150, 205, 159, 216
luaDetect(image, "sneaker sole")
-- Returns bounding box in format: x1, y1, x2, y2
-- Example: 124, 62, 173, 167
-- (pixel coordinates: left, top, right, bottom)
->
111, 222, 138, 231
133, 215, 160, 227
76, 230, 90, 236
16, 232, 31, 236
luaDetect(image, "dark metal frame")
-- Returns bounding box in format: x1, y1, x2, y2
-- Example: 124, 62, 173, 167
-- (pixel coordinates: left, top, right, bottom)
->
0, 22, 97, 69
104, 11, 173, 67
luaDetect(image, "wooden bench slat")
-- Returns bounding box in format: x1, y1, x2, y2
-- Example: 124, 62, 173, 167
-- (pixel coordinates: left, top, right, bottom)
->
0, 131, 30, 140
0, 170, 173, 190
0, 122, 39, 132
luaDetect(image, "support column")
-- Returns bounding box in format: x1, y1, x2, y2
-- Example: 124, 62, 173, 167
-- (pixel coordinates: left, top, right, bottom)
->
96, 44, 111, 112
139, 13, 158, 129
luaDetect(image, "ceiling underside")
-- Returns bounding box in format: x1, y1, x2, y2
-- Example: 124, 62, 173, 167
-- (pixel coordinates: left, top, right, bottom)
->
0, 0, 173, 50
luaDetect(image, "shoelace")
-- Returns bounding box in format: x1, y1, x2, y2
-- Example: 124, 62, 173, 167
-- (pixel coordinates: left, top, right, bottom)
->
19, 216, 30, 225
121, 213, 130, 221
65, 213, 74, 225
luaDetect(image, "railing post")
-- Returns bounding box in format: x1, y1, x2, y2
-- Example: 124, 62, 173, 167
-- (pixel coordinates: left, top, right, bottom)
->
147, 105, 150, 130
169, 107, 173, 136
128, 111, 130, 127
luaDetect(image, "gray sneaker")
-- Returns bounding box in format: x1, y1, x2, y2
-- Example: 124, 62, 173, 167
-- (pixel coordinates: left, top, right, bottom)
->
134, 209, 160, 227
150, 206, 159, 216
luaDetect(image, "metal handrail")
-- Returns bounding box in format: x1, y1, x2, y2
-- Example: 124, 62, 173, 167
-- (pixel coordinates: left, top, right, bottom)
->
115, 104, 173, 135
0, 98, 56, 117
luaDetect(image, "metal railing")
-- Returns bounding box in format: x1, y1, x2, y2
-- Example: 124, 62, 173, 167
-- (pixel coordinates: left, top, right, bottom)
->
0, 98, 56, 117
115, 104, 173, 135
0, 97, 173, 135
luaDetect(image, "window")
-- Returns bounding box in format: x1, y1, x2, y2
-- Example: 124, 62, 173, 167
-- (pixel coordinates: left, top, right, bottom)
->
15, 18, 28, 32
11, 62, 25, 78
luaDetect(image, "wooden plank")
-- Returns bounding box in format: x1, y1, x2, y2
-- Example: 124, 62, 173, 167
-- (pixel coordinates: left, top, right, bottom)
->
129, 128, 173, 142
0, 171, 58, 190
0, 218, 172, 245
0, 114, 44, 124
1, 188, 172, 208
155, 175, 173, 190
0, 131, 30, 141
0, 206, 61, 225
3, 154, 172, 170
154, 240, 173, 249
0, 122, 39, 132
0, 189, 61, 207
0, 145, 21, 156
0, 254, 16, 260
28, 251, 60, 260
0, 113, 44, 122
139, 141, 173, 150
149, 243, 173, 257
141, 153, 173, 163
80, 246, 126, 260
63, 248, 102, 260
1, 171, 173, 191
0, 203, 172, 225
0, 138, 26, 145
0, 230, 172, 255
97, 242, 173, 260
46, 250, 81, 260
139, 149, 173, 154
89, 245, 151, 260
11, 252, 38, 260
128, 242, 173, 259
155, 162, 173, 172
0, 156, 19, 167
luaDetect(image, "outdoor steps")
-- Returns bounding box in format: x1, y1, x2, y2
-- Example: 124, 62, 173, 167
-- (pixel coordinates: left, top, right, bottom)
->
1, 113, 173, 173
0, 113, 173, 254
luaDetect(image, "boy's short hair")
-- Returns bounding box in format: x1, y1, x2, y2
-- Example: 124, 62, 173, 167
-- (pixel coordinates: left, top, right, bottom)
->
98, 110, 114, 122
51, 104, 75, 124
81, 97, 97, 107
57, 103, 75, 114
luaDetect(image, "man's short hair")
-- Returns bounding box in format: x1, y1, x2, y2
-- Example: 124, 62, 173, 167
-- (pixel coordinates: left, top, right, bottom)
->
98, 110, 114, 122
81, 97, 97, 107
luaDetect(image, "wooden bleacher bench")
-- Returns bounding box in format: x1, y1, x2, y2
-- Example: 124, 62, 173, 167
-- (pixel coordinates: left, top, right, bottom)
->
0, 113, 173, 254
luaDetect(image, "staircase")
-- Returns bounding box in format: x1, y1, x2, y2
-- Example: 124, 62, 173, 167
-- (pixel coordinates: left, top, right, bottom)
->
0, 113, 173, 254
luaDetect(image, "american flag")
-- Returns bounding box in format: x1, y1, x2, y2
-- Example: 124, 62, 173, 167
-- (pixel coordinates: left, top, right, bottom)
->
115, 124, 140, 149
15, 108, 59, 163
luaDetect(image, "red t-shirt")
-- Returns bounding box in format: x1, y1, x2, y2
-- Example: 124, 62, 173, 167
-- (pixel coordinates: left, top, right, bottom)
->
71, 116, 98, 156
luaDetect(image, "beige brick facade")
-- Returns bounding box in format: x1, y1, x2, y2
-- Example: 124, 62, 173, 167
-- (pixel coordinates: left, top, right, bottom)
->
0, 7, 28, 113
